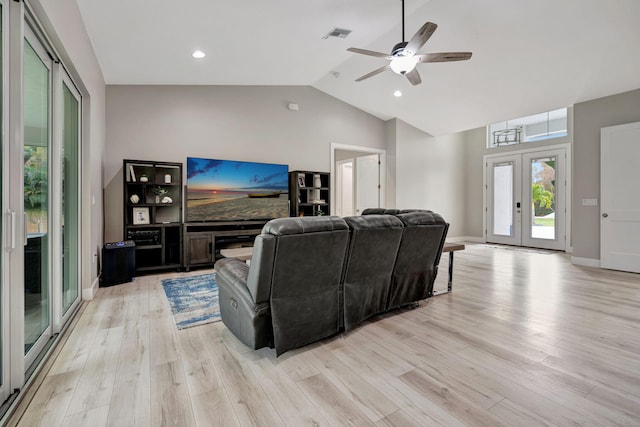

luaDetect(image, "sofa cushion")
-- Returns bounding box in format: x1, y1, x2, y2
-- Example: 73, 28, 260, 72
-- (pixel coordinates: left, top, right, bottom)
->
389, 211, 449, 307
266, 216, 350, 355
263, 215, 348, 235
342, 215, 404, 330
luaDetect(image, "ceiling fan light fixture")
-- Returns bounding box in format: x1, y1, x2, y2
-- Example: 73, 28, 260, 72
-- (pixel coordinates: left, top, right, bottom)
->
389, 55, 418, 75
192, 50, 205, 59
393, 90, 402, 97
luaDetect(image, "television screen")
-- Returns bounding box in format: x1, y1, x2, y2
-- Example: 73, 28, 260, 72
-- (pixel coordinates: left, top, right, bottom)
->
186, 157, 289, 222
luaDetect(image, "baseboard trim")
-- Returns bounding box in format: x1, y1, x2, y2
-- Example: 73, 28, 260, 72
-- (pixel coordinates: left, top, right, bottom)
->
571, 256, 600, 268
82, 277, 100, 300
447, 236, 484, 243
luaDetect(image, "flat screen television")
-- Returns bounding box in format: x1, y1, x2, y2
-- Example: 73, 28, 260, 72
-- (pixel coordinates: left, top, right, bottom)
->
186, 157, 289, 222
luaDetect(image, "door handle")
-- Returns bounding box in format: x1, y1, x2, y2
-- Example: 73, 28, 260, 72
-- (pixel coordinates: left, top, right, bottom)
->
602, 213, 608, 218
24, 212, 28, 246
6, 210, 16, 250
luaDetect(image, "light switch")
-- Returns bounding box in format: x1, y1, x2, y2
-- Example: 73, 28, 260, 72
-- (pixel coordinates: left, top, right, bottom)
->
582, 198, 598, 206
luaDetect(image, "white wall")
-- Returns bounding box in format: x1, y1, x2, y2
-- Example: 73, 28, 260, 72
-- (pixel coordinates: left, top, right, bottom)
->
104, 85, 386, 241
33, 0, 106, 293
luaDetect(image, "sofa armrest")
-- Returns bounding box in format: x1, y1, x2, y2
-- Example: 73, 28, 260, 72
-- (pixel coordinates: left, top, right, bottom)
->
215, 257, 269, 316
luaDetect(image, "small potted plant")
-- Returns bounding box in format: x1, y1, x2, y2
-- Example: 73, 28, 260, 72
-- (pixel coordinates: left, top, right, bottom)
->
151, 186, 169, 203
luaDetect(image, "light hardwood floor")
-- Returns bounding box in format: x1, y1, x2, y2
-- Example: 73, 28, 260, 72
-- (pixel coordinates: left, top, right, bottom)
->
11, 243, 640, 426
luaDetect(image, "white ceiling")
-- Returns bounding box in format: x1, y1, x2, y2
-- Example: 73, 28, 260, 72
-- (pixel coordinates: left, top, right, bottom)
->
76, 0, 640, 136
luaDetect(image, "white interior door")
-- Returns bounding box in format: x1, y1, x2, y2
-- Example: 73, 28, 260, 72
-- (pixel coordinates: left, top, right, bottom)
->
601, 122, 640, 273
487, 155, 522, 245
486, 148, 566, 250
355, 154, 379, 215
335, 159, 354, 217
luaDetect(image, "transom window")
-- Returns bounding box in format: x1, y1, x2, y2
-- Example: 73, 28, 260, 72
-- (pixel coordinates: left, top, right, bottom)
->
488, 108, 568, 148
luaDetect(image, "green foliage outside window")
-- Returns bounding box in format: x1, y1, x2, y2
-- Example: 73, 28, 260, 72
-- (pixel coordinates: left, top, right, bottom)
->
24, 146, 48, 208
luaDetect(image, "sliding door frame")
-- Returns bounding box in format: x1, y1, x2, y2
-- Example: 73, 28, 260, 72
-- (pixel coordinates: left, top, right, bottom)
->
0, 0, 84, 406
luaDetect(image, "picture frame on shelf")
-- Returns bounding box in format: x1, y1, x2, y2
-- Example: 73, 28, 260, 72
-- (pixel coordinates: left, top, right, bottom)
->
297, 173, 305, 187
132, 207, 150, 225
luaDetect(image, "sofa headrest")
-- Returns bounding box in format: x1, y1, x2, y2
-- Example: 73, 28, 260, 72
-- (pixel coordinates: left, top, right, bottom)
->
263, 216, 348, 236
344, 214, 404, 230
361, 208, 386, 215
362, 208, 435, 216
395, 210, 447, 226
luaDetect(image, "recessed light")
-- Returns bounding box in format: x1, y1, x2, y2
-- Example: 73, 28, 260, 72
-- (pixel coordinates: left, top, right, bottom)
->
393, 90, 402, 97
192, 50, 205, 59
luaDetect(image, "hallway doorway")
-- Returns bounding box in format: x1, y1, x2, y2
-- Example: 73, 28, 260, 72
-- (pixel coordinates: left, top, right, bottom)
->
331, 144, 386, 216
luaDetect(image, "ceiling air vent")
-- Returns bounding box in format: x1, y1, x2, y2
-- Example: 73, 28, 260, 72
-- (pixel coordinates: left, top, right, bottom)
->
323, 28, 352, 39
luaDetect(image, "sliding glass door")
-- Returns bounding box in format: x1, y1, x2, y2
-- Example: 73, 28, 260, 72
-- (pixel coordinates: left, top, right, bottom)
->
0, 0, 7, 404
60, 76, 81, 320
0, 2, 82, 408
23, 24, 52, 364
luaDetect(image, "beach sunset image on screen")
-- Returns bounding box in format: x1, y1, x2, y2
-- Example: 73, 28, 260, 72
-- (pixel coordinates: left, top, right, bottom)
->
186, 157, 289, 222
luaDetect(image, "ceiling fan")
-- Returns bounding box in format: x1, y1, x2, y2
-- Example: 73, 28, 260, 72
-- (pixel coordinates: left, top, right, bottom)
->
347, 0, 472, 86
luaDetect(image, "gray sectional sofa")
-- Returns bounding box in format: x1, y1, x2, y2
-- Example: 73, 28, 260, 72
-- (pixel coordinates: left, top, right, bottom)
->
214, 210, 449, 356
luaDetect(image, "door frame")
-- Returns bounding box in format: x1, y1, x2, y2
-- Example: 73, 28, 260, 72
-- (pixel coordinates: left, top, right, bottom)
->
330, 143, 386, 215
483, 143, 572, 252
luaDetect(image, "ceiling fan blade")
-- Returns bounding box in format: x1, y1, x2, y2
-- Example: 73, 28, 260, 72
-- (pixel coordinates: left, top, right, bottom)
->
405, 68, 422, 86
417, 52, 472, 63
403, 22, 438, 56
355, 65, 389, 82
347, 47, 391, 59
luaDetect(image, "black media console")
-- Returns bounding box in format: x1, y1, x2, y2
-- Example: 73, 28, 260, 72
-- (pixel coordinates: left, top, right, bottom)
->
182, 220, 267, 271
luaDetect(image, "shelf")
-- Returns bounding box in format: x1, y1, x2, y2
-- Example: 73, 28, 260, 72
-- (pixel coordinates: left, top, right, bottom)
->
289, 170, 331, 217
124, 159, 184, 274
136, 263, 181, 272
135, 244, 162, 250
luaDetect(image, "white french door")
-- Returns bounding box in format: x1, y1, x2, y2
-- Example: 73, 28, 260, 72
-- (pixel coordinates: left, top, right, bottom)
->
486, 146, 567, 251
486, 155, 522, 245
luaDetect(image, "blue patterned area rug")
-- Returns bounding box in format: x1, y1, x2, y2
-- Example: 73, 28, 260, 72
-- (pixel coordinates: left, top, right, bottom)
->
161, 273, 221, 330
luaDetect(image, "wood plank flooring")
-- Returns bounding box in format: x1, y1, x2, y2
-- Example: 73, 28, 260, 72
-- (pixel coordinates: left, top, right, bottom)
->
11, 243, 640, 426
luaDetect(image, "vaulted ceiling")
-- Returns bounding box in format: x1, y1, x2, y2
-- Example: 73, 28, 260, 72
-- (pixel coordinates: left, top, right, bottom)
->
76, 0, 640, 136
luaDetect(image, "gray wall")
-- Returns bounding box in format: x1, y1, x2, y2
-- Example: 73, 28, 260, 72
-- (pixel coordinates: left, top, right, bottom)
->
462, 127, 486, 238
384, 120, 397, 209
104, 85, 387, 241
392, 119, 468, 237
573, 88, 640, 260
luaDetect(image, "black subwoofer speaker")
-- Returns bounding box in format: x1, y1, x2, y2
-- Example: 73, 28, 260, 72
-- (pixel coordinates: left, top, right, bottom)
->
101, 240, 136, 286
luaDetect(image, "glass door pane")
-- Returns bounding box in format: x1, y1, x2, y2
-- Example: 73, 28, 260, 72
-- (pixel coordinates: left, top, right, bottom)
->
486, 154, 522, 246
522, 149, 566, 251
493, 163, 514, 236
23, 38, 50, 354
61, 81, 80, 314
530, 156, 556, 240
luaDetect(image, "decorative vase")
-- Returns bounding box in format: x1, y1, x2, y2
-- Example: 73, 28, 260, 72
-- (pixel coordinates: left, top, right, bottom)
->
139, 175, 148, 183
164, 173, 171, 184
155, 195, 160, 203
